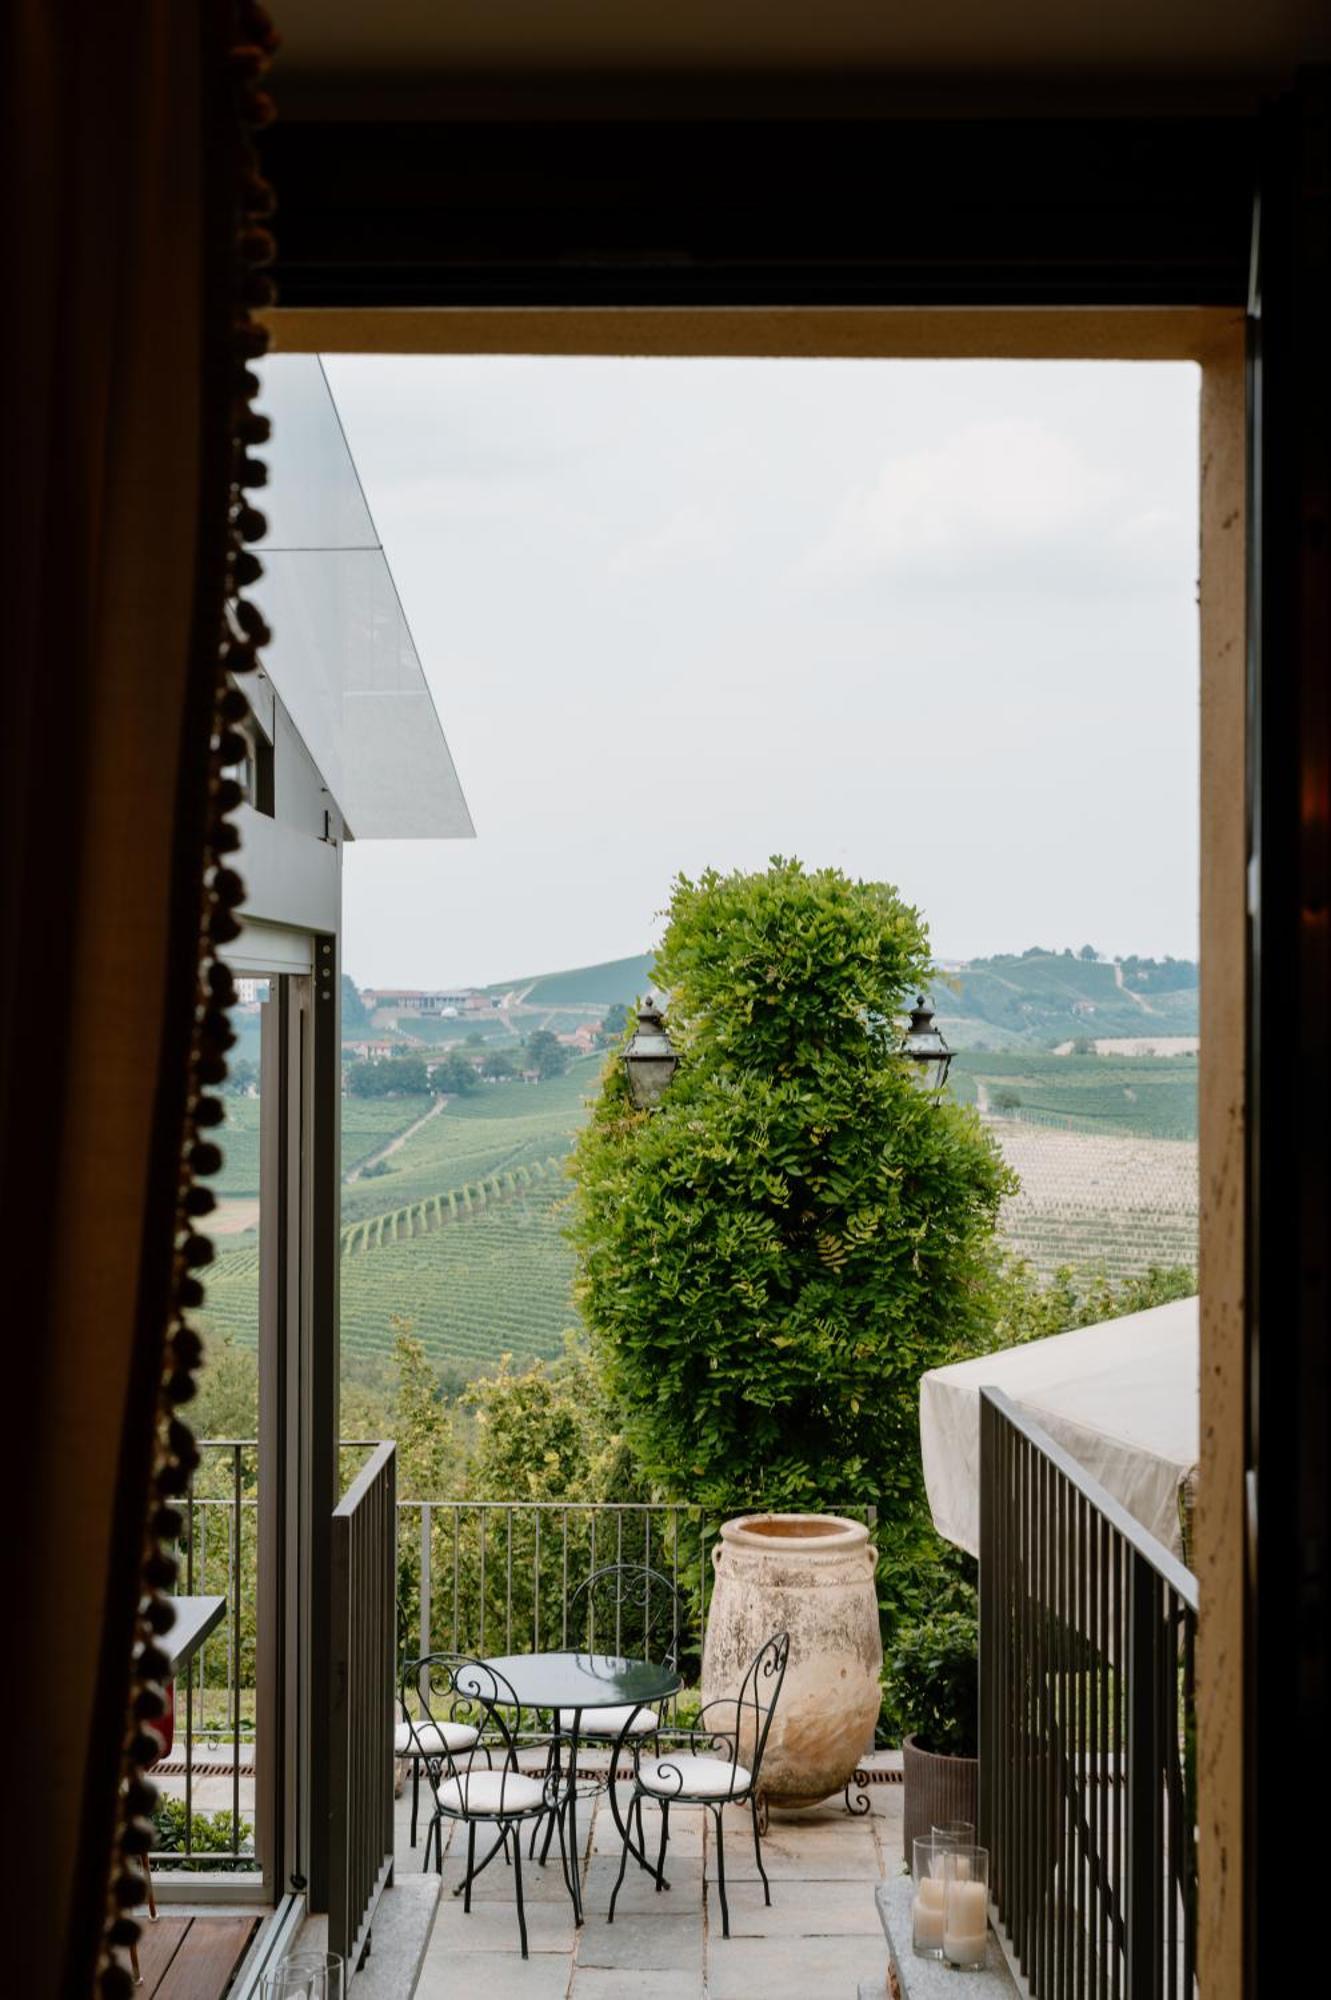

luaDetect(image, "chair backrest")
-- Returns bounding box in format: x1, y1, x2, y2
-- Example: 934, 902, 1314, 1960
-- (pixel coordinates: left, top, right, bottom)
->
568, 1562, 687, 1667
731, 1630, 791, 1784
399, 1651, 524, 1776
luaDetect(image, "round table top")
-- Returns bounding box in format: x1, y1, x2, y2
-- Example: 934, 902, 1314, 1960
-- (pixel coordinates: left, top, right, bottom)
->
480, 1651, 682, 1713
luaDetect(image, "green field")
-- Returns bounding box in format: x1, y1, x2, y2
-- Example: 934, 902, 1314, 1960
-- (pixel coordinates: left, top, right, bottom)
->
949, 1051, 1197, 1141
487, 952, 655, 1008
201, 990, 1199, 1384
214, 1093, 433, 1198
201, 1060, 601, 1375
934, 951, 1197, 1047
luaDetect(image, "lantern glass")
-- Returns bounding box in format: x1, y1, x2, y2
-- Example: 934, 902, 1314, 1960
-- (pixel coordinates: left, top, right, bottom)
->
901, 994, 953, 1094
623, 999, 679, 1111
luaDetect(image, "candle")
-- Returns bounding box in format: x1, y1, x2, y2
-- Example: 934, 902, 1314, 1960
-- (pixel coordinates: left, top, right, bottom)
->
944, 1878, 989, 1967
913, 1874, 946, 1952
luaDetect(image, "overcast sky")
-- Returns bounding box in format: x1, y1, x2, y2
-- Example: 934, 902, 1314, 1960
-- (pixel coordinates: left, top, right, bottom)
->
325, 356, 1200, 990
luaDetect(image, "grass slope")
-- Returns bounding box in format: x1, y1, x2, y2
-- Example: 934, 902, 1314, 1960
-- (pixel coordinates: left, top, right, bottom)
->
937, 952, 1198, 1047
487, 953, 656, 1008
949, 1051, 1197, 1141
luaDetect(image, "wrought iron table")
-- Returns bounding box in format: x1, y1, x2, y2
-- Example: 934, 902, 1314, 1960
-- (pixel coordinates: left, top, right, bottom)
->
480, 1650, 682, 1924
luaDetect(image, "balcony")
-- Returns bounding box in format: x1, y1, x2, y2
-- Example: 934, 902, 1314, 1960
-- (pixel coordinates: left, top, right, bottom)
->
155, 1396, 1196, 1998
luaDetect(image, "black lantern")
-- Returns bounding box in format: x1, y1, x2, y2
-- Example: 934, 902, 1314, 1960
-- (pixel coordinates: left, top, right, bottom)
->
623, 996, 679, 1111
901, 993, 953, 1093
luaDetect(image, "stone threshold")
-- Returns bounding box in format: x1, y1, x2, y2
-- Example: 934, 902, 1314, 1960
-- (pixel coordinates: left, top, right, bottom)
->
863, 1873, 1020, 2000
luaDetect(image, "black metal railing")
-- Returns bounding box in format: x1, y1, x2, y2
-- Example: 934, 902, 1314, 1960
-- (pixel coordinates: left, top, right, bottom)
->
329, 1440, 397, 1970
979, 1387, 1198, 2000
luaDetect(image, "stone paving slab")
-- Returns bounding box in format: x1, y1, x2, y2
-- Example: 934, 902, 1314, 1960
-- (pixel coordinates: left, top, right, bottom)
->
407, 1768, 902, 1996
414, 1948, 573, 2000
706, 1933, 890, 1999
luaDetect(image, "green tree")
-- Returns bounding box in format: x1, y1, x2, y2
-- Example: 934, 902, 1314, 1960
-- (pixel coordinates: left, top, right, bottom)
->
526, 1028, 570, 1079
341, 974, 371, 1029
433, 1051, 480, 1096
481, 1047, 517, 1080
568, 858, 1014, 1526
347, 1055, 429, 1096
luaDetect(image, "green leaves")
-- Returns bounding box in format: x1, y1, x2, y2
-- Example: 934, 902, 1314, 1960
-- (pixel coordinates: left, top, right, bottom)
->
568, 859, 1012, 1520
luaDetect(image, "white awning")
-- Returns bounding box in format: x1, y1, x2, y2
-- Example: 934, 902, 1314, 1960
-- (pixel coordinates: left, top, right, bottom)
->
251, 354, 474, 843
920, 1296, 1199, 1562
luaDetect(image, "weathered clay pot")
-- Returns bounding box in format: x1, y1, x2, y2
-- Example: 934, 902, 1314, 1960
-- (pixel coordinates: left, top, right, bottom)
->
901, 1734, 979, 1862
701, 1513, 881, 1809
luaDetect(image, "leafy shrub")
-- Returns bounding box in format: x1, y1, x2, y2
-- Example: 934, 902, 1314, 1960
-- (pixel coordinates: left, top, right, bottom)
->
885, 1610, 979, 1757
153, 1794, 251, 1863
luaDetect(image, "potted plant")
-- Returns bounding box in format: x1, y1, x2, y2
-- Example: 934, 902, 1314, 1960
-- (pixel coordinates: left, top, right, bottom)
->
886, 1609, 979, 1860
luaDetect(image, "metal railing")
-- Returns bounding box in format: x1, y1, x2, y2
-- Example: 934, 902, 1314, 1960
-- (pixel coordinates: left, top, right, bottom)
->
979, 1387, 1198, 2000
397, 1497, 877, 1676
329, 1440, 397, 1971
165, 1443, 878, 1869
151, 1440, 259, 1870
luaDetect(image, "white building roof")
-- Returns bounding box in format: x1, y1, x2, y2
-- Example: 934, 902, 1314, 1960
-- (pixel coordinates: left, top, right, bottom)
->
251, 354, 474, 842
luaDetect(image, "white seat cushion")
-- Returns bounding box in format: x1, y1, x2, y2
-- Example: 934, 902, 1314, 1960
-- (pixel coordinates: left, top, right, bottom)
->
395, 1719, 480, 1758
638, 1754, 753, 1800
554, 1704, 660, 1738
435, 1768, 547, 1817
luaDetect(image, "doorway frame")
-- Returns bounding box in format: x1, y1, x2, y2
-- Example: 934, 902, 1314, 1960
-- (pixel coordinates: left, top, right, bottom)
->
263, 300, 1247, 1998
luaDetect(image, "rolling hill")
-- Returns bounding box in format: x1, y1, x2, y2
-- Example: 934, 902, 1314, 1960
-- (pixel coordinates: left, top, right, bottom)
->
485, 953, 656, 1010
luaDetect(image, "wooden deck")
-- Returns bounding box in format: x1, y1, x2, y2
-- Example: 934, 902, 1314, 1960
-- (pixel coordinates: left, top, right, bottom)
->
133, 1915, 259, 1998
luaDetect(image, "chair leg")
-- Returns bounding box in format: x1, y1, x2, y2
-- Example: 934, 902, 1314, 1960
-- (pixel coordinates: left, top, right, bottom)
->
751, 1793, 771, 1906
713, 1805, 730, 1939
129, 1939, 141, 1986
511, 1827, 529, 1959
410, 1758, 420, 1847
464, 1821, 476, 1913
144, 1853, 156, 1922
607, 1794, 635, 1924
655, 1799, 670, 1893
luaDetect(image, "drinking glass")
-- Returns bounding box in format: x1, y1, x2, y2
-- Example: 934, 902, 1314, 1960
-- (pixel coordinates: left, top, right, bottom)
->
931, 1820, 976, 1847
942, 1845, 990, 1969
910, 1836, 946, 1959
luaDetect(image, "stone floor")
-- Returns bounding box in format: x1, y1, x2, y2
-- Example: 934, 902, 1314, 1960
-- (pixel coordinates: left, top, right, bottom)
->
403, 1760, 903, 2000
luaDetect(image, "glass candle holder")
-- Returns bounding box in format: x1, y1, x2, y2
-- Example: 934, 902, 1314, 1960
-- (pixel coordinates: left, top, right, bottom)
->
261, 1970, 323, 2000
942, 1845, 990, 1970
931, 1820, 976, 1848
285, 1956, 343, 2000
911, 1836, 947, 1958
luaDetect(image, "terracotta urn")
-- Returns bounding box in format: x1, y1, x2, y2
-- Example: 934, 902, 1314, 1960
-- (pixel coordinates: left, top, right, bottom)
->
701, 1512, 881, 1809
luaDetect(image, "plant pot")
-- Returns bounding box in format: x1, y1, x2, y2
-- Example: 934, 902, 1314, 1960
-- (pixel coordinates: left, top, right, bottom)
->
701, 1512, 881, 1809
901, 1733, 979, 1862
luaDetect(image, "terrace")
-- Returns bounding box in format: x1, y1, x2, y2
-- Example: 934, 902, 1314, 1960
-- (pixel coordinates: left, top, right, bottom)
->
159, 1363, 1196, 1998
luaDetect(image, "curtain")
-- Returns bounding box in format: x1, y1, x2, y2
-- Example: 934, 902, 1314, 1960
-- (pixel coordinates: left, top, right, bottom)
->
2, 5, 272, 1992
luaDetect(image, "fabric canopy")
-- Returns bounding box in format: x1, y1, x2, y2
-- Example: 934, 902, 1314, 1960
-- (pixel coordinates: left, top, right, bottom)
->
920, 1296, 1199, 1562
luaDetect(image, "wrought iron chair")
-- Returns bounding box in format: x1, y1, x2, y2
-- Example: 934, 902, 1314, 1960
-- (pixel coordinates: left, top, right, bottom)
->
396, 1652, 490, 1850
417, 1653, 567, 1958
608, 1629, 791, 1939
533, 1561, 688, 1864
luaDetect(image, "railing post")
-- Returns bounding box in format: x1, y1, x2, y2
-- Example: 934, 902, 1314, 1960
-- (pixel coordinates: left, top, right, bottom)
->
418, 1503, 431, 1698
1126, 1554, 1163, 1998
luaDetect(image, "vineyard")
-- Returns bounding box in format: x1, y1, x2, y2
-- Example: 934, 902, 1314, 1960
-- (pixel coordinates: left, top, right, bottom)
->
199, 1061, 600, 1372
949, 1050, 1197, 1141
198, 1039, 1198, 1381
214, 1091, 434, 1198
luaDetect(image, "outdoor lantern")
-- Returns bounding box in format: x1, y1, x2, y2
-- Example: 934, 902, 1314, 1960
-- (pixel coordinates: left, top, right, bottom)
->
901, 993, 954, 1094
623, 996, 679, 1111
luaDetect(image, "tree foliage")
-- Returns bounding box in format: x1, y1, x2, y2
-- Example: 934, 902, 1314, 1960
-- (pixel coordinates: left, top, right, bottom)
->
347, 1054, 431, 1096
569, 859, 1014, 1520
526, 1028, 570, 1080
